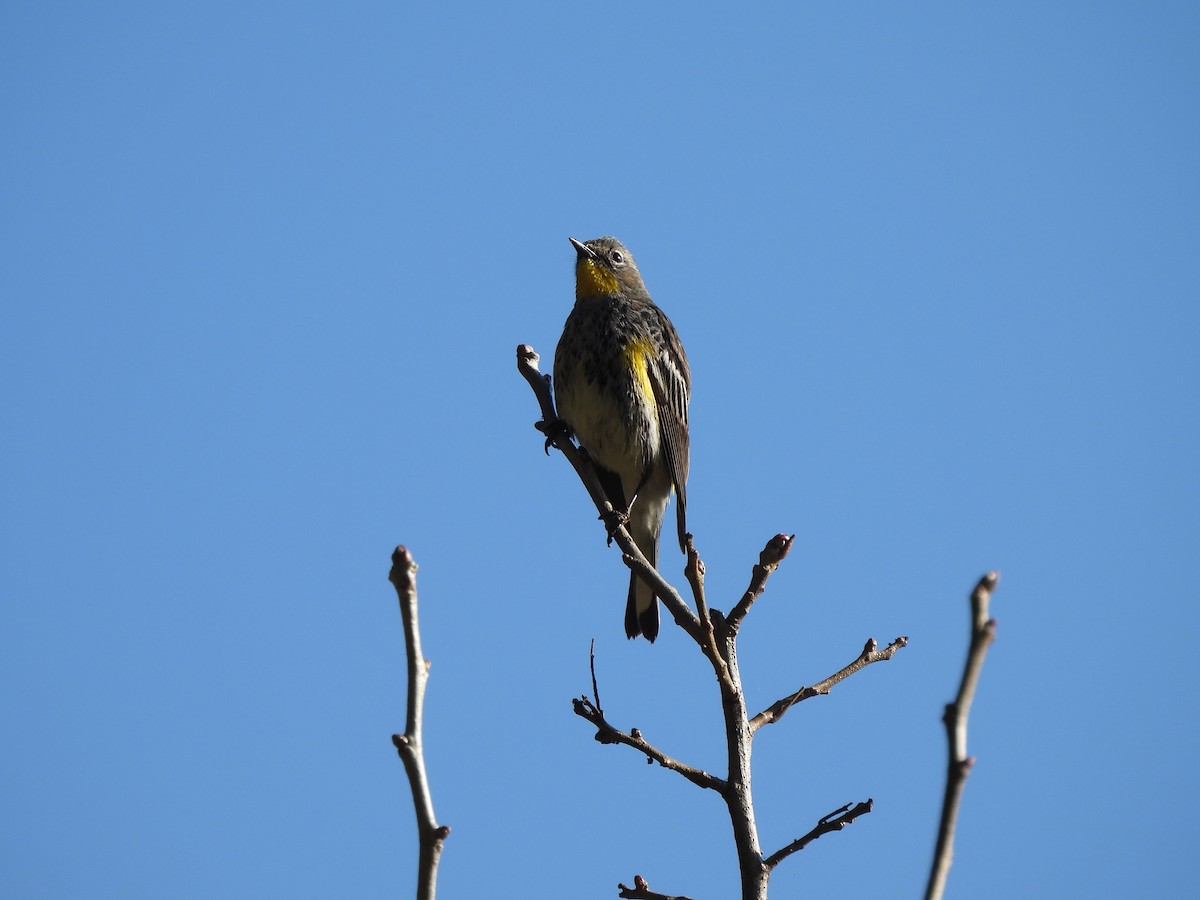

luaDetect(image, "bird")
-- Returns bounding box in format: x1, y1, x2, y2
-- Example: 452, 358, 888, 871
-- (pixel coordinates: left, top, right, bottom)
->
553, 236, 691, 642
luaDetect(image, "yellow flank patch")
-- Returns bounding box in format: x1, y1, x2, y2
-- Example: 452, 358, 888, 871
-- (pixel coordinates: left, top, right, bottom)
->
576, 258, 620, 298
622, 338, 656, 408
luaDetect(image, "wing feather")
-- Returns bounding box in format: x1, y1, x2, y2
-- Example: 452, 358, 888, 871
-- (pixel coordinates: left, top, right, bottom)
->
647, 312, 691, 552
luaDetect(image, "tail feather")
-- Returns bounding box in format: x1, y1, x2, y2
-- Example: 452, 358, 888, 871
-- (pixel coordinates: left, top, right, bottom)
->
674, 483, 687, 553
625, 559, 659, 642
625, 521, 660, 642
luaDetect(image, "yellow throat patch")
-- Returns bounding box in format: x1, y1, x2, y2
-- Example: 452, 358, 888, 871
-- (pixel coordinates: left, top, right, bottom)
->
576, 258, 620, 299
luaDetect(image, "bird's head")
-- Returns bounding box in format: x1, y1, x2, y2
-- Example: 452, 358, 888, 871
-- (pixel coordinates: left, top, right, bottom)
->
570, 236, 645, 300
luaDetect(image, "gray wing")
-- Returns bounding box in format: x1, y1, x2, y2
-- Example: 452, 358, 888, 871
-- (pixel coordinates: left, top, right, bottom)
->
647, 312, 691, 553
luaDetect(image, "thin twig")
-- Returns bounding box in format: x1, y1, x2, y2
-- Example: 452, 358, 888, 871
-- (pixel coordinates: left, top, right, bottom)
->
684, 533, 730, 680
589, 638, 602, 712
726, 534, 795, 631
516, 343, 561, 436
749, 636, 910, 733
572, 695, 726, 792
388, 545, 449, 900
763, 800, 874, 871
684, 534, 709, 627
925, 571, 999, 900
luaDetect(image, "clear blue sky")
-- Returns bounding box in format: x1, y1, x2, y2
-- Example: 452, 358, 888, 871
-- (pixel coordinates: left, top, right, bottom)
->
3, 3, 1197, 898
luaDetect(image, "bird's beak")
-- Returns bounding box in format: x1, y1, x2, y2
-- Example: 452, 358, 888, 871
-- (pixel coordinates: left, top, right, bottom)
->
569, 237, 595, 260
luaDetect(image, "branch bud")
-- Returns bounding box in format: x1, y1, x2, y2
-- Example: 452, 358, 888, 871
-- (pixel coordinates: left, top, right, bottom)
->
761, 533, 795, 566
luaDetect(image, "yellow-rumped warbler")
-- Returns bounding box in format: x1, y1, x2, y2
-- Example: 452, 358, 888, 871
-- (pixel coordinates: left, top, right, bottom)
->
553, 236, 691, 642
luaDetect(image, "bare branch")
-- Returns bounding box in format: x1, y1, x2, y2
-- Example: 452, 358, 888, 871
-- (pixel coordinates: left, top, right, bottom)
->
925, 572, 1000, 900
572, 695, 726, 793
519, 342, 907, 898
684, 533, 709, 628
517, 345, 702, 641
388, 545, 449, 900
516, 344, 560, 435
726, 533, 796, 630
681, 535, 734, 687
763, 800, 874, 871
749, 636, 909, 733
589, 638, 602, 712
618, 874, 699, 900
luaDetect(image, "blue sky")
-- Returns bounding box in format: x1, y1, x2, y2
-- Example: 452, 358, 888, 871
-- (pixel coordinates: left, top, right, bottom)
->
3, 3, 1197, 897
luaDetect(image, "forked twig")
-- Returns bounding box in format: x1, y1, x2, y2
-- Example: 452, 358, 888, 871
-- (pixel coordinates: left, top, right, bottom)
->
749, 637, 910, 733
520, 341, 911, 898
572, 695, 726, 793
764, 800, 874, 870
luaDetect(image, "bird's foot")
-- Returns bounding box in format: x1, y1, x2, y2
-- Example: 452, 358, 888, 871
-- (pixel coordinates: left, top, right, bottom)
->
535, 417, 571, 454
599, 505, 630, 546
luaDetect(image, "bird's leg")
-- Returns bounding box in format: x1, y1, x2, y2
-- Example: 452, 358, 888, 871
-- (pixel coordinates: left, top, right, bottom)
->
601, 463, 654, 544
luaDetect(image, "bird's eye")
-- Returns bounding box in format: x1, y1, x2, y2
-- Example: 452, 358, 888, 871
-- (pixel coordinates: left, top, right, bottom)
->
610, 250, 624, 264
